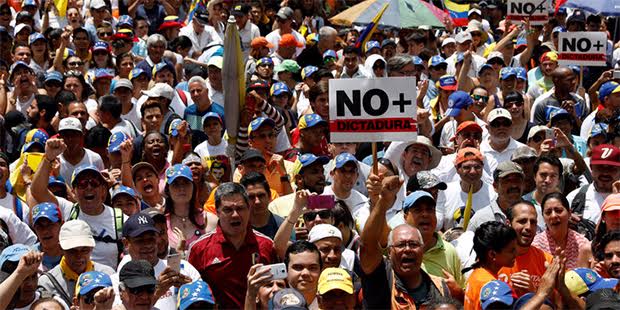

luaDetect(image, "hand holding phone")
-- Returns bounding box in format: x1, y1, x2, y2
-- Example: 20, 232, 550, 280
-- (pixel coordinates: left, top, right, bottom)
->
307, 195, 335, 210
167, 253, 181, 273
260, 263, 287, 280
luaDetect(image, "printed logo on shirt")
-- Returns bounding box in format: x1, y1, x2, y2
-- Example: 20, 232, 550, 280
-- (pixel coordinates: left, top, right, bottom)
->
210, 257, 221, 265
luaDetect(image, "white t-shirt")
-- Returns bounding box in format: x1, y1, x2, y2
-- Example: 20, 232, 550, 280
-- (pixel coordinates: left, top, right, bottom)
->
431, 153, 496, 184
112, 256, 201, 310
438, 181, 498, 231
566, 184, 610, 225
111, 119, 140, 139
265, 29, 306, 57
479, 138, 525, 169
179, 23, 223, 55
59, 149, 105, 186
322, 186, 370, 231
0, 207, 37, 246
121, 98, 142, 131
0, 193, 30, 226
206, 80, 224, 108
194, 139, 228, 161
439, 116, 489, 149
135, 91, 193, 121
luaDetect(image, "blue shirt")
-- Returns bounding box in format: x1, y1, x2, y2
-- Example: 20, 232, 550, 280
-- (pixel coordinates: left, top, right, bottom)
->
183, 102, 225, 132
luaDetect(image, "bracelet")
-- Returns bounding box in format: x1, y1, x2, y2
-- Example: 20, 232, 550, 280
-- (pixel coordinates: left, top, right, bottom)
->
287, 218, 296, 225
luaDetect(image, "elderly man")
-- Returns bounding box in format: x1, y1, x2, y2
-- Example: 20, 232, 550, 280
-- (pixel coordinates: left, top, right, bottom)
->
183, 76, 225, 132
38, 220, 115, 304
135, 34, 172, 80
361, 175, 449, 309
116, 260, 159, 310
189, 183, 278, 309
297, 26, 337, 68
481, 108, 525, 165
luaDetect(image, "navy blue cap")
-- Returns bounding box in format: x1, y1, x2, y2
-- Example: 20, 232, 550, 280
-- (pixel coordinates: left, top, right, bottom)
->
122, 213, 159, 238
445, 91, 473, 117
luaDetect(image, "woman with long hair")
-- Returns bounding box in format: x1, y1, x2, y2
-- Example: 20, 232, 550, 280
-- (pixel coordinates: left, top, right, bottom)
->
532, 192, 592, 269
29, 33, 51, 75
503, 91, 533, 143
115, 52, 134, 80
164, 164, 206, 252
63, 70, 98, 123
465, 221, 517, 310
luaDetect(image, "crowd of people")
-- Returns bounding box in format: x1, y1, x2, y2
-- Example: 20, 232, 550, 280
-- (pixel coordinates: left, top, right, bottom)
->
0, 0, 620, 309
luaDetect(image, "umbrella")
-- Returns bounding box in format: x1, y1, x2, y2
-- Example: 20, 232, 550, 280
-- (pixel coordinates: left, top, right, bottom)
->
561, 0, 620, 16
330, 0, 448, 29
222, 15, 245, 170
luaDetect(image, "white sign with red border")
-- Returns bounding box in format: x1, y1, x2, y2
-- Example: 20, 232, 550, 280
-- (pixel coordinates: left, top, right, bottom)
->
558, 32, 607, 66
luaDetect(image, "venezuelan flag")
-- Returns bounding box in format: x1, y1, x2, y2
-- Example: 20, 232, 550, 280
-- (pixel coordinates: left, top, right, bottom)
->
354, 3, 389, 51
443, 0, 469, 27
187, 0, 206, 23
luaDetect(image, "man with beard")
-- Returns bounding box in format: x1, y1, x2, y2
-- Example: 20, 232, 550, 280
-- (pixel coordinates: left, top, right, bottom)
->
567, 145, 620, 224
467, 161, 525, 232
596, 231, 620, 280
481, 108, 525, 165
498, 201, 552, 296
360, 175, 449, 309
26, 95, 57, 135
189, 182, 278, 309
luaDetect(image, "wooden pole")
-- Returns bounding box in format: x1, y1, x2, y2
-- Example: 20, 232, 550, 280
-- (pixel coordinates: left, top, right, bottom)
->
372, 142, 378, 175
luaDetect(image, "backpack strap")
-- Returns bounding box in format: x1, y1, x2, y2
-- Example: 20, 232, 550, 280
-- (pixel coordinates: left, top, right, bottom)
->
41, 272, 72, 306
571, 185, 590, 215
69, 203, 80, 220
113, 207, 124, 262
13, 196, 23, 222
177, 89, 188, 106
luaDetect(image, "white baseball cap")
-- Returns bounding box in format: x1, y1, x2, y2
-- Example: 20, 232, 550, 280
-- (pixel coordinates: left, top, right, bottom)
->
90, 0, 106, 9
59, 220, 96, 250
308, 224, 342, 243
142, 83, 174, 100
455, 31, 473, 44
468, 8, 482, 17
487, 108, 513, 123
58, 117, 83, 133
441, 38, 456, 48
207, 56, 223, 69
14, 23, 32, 37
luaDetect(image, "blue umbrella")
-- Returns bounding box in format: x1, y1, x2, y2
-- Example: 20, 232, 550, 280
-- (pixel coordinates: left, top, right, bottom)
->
563, 0, 620, 16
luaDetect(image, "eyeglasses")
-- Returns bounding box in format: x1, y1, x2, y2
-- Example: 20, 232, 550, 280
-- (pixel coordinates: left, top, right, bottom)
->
68, 61, 84, 67
490, 119, 512, 128
98, 32, 113, 37
471, 94, 489, 102
127, 285, 156, 295
504, 100, 524, 107
302, 209, 332, 222
390, 240, 422, 250
530, 134, 544, 143
75, 178, 103, 190
220, 205, 249, 215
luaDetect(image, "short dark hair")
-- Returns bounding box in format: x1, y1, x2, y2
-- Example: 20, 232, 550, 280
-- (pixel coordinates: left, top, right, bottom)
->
214, 182, 249, 210
309, 80, 328, 103
99, 95, 122, 119
503, 91, 524, 107
595, 231, 620, 261
239, 171, 271, 195
34, 94, 58, 122
284, 241, 322, 270
332, 200, 354, 230
407, 32, 426, 45
55, 90, 78, 107
427, 296, 464, 310
140, 101, 163, 117
533, 154, 562, 176
85, 125, 111, 149
473, 222, 517, 265
506, 200, 535, 222
311, 69, 333, 82
343, 45, 360, 56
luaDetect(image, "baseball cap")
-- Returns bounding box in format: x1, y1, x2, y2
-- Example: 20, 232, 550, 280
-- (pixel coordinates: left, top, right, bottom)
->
540, 51, 559, 63
248, 117, 276, 137
9, 60, 32, 81
158, 15, 183, 31
129, 68, 147, 80
94, 68, 113, 80
48, 175, 67, 188
59, 220, 96, 250
251, 37, 274, 49
445, 91, 473, 117
28, 32, 46, 45
480, 280, 515, 309
0, 244, 31, 270
301, 66, 318, 80
406, 171, 447, 193
317, 268, 354, 295
45, 71, 63, 84
454, 147, 484, 166
334, 152, 357, 170
365, 40, 380, 53
527, 125, 549, 141
514, 67, 527, 81
256, 57, 274, 67
552, 26, 566, 34
468, 8, 482, 16
567, 10, 586, 25
152, 62, 175, 77
14, 23, 32, 37
293, 153, 330, 175
546, 107, 570, 124
107, 132, 128, 153
487, 108, 512, 123
76, 271, 112, 296
59, 117, 83, 133
511, 146, 538, 161
493, 161, 524, 181
276, 7, 294, 20
441, 37, 456, 47
308, 224, 342, 243
22, 128, 49, 152
274, 59, 301, 74
478, 64, 494, 75
113, 78, 133, 92
590, 144, 620, 167
403, 190, 435, 213
298, 114, 326, 130
117, 15, 134, 28
499, 67, 516, 80
438, 75, 457, 91
119, 260, 157, 289
142, 83, 174, 100
168, 118, 183, 137
601, 194, 620, 212
123, 213, 159, 238
323, 49, 337, 60
412, 55, 424, 66
112, 185, 138, 202
165, 164, 193, 185
31, 202, 62, 224
565, 268, 618, 296
90, 0, 106, 9
207, 56, 223, 69
22, 0, 37, 7
455, 31, 473, 44
92, 41, 109, 52
279, 34, 303, 48
454, 121, 482, 138
71, 165, 105, 186
589, 123, 609, 140
598, 81, 620, 101
202, 112, 223, 127
239, 148, 266, 164
182, 153, 201, 166
381, 39, 396, 48
178, 280, 215, 310
486, 51, 505, 65
429, 55, 447, 68
270, 288, 306, 310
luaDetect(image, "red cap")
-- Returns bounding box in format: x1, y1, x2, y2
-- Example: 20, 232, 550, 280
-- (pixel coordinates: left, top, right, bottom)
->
279, 34, 303, 48
591, 144, 620, 167
454, 147, 484, 166
251, 37, 274, 49
452, 121, 482, 141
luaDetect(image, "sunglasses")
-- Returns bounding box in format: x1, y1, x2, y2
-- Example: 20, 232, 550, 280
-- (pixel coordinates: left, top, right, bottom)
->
75, 178, 103, 190
68, 61, 84, 67
127, 285, 156, 295
471, 94, 489, 102
504, 100, 524, 107
490, 119, 511, 128
303, 209, 333, 222
98, 32, 113, 37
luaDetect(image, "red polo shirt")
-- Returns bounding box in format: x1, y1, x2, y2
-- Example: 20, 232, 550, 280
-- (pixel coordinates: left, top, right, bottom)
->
188, 224, 277, 308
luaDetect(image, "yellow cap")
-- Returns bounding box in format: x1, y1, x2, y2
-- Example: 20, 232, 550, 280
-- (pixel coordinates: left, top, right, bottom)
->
317, 267, 353, 295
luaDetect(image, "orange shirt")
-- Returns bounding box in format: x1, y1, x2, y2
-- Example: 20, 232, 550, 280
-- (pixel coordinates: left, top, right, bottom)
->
465, 267, 498, 310
498, 246, 552, 297
203, 186, 279, 214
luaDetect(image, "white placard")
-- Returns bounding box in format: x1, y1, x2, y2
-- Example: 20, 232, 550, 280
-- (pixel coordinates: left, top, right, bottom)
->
558, 32, 607, 67
506, 0, 550, 25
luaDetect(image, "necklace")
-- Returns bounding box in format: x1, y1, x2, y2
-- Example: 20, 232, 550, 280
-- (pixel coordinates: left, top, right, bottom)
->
174, 213, 189, 223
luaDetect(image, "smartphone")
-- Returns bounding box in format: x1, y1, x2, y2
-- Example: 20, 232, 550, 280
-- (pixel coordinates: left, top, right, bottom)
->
614, 70, 620, 79
545, 128, 556, 147
261, 263, 288, 280
307, 195, 335, 210
167, 253, 181, 273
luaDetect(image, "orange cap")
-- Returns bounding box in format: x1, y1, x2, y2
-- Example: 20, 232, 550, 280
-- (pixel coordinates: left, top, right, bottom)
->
452, 121, 482, 141
279, 34, 303, 48
251, 37, 274, 49
454, 147, 484, 166
602, 194, 620, 212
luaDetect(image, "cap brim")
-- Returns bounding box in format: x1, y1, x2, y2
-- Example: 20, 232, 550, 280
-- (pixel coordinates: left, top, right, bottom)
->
440, 85, 457, 91
318, 284, 353, 295
445, 108, 461, 117
590, 278, 619, 291
132, 162, 158, 177
591, 160, 620, 167
33, 214, 60, 224
126, 226, 159, 238
167, 174, 193, 185
60, 236, 96, 250
123, 277, 158, 289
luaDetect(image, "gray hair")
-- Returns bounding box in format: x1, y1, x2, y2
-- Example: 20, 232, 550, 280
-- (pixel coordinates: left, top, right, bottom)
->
214, 182, 249, 210
147, 34, 167, 48
319, 26, 337, 38
387, 54, 414, 73
387, 224, 424, 247
188, 76, 207, 88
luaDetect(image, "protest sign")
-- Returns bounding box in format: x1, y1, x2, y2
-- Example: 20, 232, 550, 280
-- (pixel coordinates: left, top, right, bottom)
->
329, 77, 417, 143
506, 0, 550, 25
558, 32, 607, 66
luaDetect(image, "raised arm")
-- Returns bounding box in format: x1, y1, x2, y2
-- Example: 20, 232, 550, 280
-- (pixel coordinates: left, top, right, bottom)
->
119, 139, 135, 188
273, 190, 308, 259
30, 138, 66, 205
